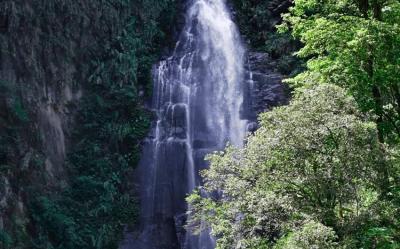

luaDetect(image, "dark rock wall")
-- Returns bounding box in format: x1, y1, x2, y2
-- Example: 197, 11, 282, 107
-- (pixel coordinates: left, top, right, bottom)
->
243, 52, 289, 132
247, 52, 289, 114
0, 0, 170, 244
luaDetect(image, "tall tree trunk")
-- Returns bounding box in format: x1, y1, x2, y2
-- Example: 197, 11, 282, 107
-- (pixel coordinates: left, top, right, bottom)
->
359, 0, 369, 18
372, 85, 385, 142
391, 84, 400, 117
371, 1, 385, 142
357, 0, 390, 192
372, 0, 383, 20
358, 0, 385, 142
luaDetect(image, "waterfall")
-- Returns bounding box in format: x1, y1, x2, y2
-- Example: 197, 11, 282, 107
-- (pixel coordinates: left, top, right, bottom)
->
126, 0, 248, 248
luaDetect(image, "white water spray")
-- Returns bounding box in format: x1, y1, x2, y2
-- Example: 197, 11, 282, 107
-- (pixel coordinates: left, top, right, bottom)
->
127, 0, 248, 248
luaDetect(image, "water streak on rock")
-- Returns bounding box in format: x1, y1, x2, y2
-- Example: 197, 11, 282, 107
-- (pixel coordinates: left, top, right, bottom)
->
131, 0, 249, 248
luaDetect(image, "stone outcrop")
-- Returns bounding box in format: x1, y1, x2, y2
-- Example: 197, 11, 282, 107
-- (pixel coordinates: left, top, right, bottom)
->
243, 52, 289, 130
0, 0, 140, 239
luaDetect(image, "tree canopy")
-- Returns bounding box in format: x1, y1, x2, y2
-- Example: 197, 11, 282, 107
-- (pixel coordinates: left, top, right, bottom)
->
280, 0, 400, 143
188, 84, 399, 248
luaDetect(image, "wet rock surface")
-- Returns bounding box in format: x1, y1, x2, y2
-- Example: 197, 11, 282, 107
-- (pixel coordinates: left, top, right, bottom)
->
121, 49, 290, 249
243, 52, 289, 123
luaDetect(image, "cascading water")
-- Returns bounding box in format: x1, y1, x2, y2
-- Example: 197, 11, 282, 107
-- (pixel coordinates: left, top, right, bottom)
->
126, 0, 249, 248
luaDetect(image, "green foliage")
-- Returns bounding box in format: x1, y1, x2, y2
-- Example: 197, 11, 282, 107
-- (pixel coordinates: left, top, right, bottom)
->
187, 84, 391, 248
0, 80, 32, 176
0, 0, 178, 248
24, 0, 177, 247
274, 221, 338, 249
231, 0, 275, 48
30, 196, 79, 249
231, 0, 303, 75
280, 0, 400, 143
359, 227, 400, 249
265, 3, 400, 246
0, 230, 12, 249
264, 33, 305, 76
0, 81, 27, 121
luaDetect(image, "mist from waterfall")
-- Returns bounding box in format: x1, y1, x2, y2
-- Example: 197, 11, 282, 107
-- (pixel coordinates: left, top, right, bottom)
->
129, 0, 248, 248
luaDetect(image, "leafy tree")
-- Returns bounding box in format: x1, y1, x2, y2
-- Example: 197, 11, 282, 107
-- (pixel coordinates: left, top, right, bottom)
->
280, 0, 400, 144
187, 84, 387, 248
274, 221, 338, 249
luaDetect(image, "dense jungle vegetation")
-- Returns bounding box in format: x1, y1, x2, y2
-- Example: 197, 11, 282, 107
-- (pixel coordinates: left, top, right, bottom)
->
0, 0, 399, 249
232, 0, 303, 75
0, 0, 179, 248
189, 0, 400, 248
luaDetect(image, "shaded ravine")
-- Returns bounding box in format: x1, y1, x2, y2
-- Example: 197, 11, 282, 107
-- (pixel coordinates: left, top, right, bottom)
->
123, 0, 251, 248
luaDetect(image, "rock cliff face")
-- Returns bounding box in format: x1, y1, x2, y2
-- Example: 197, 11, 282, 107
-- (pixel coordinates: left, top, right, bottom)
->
0, 0, 89, 235
243, 52, 289, 131
0, 0, 290, 247
0, 1, 179, 246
